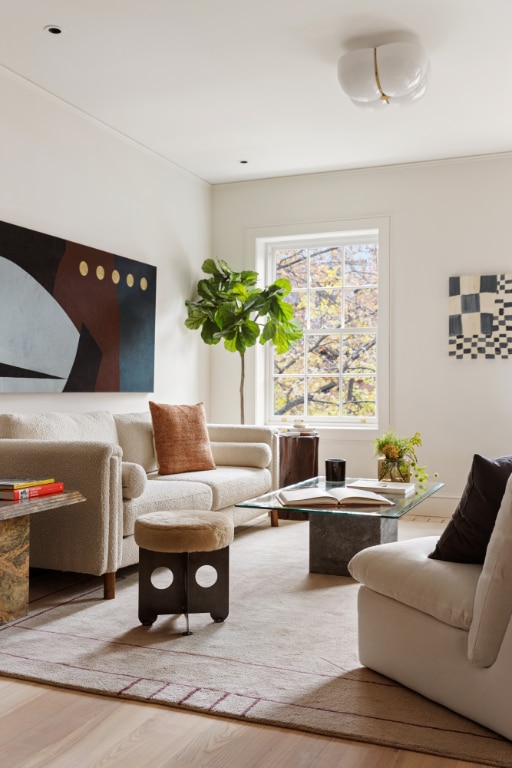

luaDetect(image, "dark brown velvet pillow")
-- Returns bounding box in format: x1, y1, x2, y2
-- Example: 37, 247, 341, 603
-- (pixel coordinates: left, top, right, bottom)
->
429, 454, 512, 563
149, 401, 216, 475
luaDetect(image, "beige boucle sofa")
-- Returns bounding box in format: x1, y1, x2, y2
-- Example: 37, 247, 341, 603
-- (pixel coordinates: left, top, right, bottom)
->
348, 471, 512, 741
0, 411, 278, 599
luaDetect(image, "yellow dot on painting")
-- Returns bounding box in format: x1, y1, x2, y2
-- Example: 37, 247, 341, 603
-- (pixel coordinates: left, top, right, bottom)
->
140, 277, 148, 291
112, 270, 120, 285
79, 261, 89, 277
126, 273, 134, 288
96, 265, 105, 280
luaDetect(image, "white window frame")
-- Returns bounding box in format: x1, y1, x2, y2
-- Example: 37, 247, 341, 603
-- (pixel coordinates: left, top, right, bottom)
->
247, 217, 390, 439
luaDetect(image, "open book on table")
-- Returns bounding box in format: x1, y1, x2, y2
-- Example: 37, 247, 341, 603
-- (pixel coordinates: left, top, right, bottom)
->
277, 487, 394, 508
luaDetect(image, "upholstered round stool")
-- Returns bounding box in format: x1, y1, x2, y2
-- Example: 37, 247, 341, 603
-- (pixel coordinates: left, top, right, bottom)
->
134, 510, 234, 634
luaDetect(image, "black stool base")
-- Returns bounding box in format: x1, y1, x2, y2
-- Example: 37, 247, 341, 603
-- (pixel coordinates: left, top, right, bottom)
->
138, 546, 230, 632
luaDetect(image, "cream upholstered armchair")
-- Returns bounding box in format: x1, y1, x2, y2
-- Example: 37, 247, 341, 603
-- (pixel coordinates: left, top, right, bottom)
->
348, 455, 512, 741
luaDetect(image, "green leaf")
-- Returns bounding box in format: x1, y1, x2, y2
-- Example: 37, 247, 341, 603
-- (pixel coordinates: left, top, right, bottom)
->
232, 282, 249, 301
241, 319, 260, 347
244, 291, 266, 313
224, 336, 238, 353
201, 258, 220, 276
184, 315, 203, 330
200, 317, 222, 344
272, 326, 290, 354
260, 319, 277, 343
275, 298, 294, 320
184, 300, 203, 317
215, 302, 238, 328
286, 319, 304, 340
273, 277, 292, 296
197, 279, 218, 302
217, 259, 236, 278
240, 270, 259, 285
235, 332, 248, 354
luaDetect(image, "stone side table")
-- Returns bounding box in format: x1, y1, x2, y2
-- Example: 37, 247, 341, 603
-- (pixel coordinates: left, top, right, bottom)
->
0, 490, 85, 623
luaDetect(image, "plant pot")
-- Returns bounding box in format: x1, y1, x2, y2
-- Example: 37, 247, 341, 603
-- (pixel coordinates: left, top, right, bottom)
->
377, 457, 411, 483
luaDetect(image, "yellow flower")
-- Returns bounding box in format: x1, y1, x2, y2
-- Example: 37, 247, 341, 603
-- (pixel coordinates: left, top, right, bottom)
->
382, 444, 400, 460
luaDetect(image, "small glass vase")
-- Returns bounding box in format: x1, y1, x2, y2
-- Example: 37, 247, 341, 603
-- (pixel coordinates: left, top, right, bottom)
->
378, 457, 411, 483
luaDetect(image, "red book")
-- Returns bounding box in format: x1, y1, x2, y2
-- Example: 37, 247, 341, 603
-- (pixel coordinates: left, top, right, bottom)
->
0, 481, 65, 500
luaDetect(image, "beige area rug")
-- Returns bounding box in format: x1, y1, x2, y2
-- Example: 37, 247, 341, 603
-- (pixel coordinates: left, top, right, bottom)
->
1, 519, 511, 767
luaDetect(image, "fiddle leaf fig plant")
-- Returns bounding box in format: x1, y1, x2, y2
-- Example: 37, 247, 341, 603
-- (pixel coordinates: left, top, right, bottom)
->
185, 258, 302, 424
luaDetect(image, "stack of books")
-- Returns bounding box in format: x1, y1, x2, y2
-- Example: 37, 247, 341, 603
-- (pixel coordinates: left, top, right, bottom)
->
0, 477, 65, 501
346, 479, 416, 498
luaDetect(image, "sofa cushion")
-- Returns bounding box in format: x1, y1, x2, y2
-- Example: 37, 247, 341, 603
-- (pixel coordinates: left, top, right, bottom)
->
349, 536, 481, 630
157, 466, 272, 511
429, 454, 512, 564
121, 462, 147, 500
123, 479, 213, 536
210, 441, 271, 468
469, 473, 512, 667
149, 401, 216, 475
207, 424, 274, 444
114, 412, 158, 473
0, 411, 118, 442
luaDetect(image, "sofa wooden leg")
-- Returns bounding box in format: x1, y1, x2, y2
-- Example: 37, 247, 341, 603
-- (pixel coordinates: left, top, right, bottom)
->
103, 572, 116, 599
270, 509, 279, 527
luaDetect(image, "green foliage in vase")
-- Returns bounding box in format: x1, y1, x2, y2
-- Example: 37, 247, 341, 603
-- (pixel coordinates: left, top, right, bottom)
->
185, 258, 303, 424
374, 427, 434, 483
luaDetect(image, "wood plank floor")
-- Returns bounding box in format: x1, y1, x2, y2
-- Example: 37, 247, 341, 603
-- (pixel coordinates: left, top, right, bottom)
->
0, 677, 488, 768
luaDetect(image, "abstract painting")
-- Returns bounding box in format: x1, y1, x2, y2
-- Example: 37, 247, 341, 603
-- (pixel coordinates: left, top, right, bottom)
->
0, 219, 156, 392
449, 273, 512, 359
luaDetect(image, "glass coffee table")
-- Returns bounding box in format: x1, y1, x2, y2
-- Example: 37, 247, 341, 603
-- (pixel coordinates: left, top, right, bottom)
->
236, 476, 444, 576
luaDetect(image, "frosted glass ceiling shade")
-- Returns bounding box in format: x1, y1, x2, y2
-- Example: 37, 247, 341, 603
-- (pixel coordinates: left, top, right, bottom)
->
338, 42, 429, 110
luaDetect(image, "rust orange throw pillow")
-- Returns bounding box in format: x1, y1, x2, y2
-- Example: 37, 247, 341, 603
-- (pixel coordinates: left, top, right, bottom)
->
149, 402, 216, 475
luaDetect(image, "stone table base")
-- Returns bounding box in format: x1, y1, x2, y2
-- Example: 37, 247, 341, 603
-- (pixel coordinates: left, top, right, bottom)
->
0, 490, 86, 624
309, 513, 398, 576
0, 515, 30, 624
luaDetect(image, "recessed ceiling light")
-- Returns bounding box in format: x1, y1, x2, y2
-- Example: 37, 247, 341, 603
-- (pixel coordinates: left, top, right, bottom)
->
44, 25, 62, 35
240, 160, 248, 164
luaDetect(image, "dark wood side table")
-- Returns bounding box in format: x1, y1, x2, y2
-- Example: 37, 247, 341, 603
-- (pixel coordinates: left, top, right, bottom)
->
0, 491, 86, 624
277, 433, 319, 522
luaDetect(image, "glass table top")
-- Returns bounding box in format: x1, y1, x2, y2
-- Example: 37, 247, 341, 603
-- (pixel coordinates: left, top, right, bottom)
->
236, 476, 444, 519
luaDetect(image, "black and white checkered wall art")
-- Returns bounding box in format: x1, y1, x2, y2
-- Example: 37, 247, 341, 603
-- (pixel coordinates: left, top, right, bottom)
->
449, 274, 512, 359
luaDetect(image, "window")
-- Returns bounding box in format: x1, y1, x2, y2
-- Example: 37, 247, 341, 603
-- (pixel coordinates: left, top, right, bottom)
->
257, 223, 389, 429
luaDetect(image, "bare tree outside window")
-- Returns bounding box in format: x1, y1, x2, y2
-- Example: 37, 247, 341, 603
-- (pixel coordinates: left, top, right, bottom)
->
268, 236, 379, 423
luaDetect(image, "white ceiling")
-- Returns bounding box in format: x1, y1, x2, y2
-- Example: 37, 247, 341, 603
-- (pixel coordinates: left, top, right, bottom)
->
2, 0, 512, 184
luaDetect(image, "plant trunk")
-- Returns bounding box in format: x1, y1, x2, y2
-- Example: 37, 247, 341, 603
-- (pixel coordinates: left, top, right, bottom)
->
240, 352, 245, 425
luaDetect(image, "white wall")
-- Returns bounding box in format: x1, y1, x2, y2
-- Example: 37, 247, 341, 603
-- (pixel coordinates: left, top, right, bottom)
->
0, 67, 211, 415
212, 153, 512, 513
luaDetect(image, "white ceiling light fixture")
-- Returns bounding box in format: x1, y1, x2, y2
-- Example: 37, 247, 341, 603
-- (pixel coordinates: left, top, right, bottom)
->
338, 42, 429, 111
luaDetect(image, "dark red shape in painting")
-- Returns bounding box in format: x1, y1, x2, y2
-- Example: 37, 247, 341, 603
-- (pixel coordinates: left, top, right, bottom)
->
53, 242, 121, 391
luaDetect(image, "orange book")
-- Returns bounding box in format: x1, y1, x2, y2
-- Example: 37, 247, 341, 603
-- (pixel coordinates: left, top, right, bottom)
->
0, 481, 64, 500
